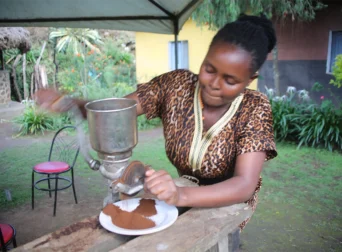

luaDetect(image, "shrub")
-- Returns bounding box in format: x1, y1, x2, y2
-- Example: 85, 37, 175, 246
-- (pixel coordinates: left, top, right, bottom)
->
13, 103, 72, 136
296, 100, 342, 151
266, 86, 309, 142
266, 85, 342, 151
330, 54, 342, 88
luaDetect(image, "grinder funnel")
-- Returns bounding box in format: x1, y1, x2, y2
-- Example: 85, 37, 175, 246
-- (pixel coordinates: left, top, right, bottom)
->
85, 98, 138, 160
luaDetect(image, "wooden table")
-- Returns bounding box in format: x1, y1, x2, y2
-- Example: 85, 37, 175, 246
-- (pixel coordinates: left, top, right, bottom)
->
12, 203, 252, 252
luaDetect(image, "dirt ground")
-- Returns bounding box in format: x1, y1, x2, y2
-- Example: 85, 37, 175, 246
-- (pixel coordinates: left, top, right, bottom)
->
0, 112, 164, 246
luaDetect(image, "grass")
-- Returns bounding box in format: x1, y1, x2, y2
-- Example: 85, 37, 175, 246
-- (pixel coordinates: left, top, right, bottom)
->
241, 142, 342, 252
0, 136, 341, 251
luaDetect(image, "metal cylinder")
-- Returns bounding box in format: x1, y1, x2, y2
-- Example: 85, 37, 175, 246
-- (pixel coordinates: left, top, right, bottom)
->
85, 98, 138, 159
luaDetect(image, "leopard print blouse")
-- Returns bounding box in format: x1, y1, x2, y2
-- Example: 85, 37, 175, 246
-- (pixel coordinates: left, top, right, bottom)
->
137, 69, 277, 228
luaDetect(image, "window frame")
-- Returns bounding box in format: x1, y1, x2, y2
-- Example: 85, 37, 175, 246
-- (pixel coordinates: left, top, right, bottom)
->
326, 30, 342, 74
168, 40, 189, 70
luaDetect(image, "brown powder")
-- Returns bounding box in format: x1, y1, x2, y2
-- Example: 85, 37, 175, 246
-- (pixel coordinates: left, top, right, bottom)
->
132, 199, 157, 217
102, 199, 157, 230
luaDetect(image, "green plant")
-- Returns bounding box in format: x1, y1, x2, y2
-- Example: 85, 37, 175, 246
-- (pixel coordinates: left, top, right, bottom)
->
267, 84, 342, 152
49, 28, 103, 56
13, 104, 55, 136
265, 86, 309, 142
296, 100, 342, 151
330, 54, 342, 88
13, 104, 72, 136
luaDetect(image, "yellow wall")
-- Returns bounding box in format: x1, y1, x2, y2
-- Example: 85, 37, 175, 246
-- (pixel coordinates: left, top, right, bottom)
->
135, 19, 258, 89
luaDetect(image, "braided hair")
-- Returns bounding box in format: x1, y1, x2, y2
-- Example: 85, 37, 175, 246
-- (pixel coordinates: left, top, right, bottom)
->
210, 14, 277, 74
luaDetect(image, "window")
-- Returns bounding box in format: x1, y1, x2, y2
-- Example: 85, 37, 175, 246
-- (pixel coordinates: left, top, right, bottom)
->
169, 41, 189, 70
327, 31, 342, 73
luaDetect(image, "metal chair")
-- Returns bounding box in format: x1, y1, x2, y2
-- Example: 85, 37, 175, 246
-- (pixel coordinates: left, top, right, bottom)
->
0, 224, 17, 252
32, 125, 80, 216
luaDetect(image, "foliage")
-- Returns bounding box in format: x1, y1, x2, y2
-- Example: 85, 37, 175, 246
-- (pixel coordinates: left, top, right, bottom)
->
329, 54, 342, 88
49, 28, 103, 56
296, 99, 342, 151
3, 42, 56, 101
266, 84, 342, 151
13, 103, 71, 136
266, 86, 309, 141
57, 39, 136, 97
192, 0, 327, 30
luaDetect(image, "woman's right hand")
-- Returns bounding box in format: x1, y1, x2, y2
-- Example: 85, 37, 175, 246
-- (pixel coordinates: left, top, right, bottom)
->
34, 89, 74, 113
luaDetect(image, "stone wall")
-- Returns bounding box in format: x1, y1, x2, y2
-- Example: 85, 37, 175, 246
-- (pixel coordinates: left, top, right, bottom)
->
0, 70, 11, 104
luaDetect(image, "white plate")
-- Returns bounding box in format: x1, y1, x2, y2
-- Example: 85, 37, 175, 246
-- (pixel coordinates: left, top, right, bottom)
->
99, 198, 178, 235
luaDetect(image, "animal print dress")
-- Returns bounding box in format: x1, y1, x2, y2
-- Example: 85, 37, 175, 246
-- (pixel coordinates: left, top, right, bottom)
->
137, 69, 277, 230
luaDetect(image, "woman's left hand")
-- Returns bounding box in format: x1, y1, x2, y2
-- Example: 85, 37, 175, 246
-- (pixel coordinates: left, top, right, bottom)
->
144, 169, 180, 205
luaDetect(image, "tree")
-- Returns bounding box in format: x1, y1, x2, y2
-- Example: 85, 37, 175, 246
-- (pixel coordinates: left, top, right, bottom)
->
49, 28, 103, 56
192, 0, 326, 95
49, 28, 103, 87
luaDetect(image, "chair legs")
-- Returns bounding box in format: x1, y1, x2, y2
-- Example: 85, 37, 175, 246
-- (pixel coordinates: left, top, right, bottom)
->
12, 235, 17, 248
32, 169, 77, 216
47, 174, 51, 198
53, 174, 58, 217
31, 171, 34, 210
71, 168, 78, 204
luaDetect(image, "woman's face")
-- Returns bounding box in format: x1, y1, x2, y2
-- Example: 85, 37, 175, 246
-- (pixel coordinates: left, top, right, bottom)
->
198, 42, 256, 108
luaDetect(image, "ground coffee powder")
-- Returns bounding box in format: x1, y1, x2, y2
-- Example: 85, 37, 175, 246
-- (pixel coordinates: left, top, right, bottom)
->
102, 199, 157, 230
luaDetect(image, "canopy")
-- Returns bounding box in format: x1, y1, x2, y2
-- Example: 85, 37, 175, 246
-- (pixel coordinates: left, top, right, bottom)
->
0, 0, 201, 35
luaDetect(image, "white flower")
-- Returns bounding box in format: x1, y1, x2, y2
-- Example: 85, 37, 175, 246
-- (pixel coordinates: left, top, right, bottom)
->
302, 94, 310, 101
265, 86, 275, 97
286, 86, 296, 94
298, 89, 308, 96
298, 90, 310, 101
272, 96, 281, 102
281, 95, 288, 101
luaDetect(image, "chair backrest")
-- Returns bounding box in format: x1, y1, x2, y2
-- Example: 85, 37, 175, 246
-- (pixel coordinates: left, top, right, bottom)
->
0, 227, 6, 251
0, 227, 5, 249
48, 125, 80, 168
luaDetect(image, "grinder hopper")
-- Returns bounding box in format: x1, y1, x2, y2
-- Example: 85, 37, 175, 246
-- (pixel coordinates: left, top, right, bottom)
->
74, 98, 145, 206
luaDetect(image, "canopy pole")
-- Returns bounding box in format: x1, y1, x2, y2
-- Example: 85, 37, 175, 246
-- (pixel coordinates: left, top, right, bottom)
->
175, 33, 178, 70
174, 19, 179, 70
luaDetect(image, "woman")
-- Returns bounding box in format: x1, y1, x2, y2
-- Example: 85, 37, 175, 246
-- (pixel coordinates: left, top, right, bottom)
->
35, 14, 277, 229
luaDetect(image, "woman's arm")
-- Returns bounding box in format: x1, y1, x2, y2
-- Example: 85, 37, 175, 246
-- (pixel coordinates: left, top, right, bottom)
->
124, 91, 145, 116
34, 89, 145, 118
144, 151, 266, 207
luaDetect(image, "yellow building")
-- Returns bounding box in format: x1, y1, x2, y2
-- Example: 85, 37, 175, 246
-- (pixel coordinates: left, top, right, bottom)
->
135, 19, 258, 89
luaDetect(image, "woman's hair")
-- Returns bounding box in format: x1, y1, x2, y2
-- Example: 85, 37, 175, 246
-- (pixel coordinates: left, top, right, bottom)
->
210, 14, 277, 74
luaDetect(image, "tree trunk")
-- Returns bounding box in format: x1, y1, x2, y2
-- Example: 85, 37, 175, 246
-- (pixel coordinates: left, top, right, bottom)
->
11, 54, 23, 101
23, 53, 28, 100
30, 73, 34, 98
53, 38, 58, 89
39, 65, 48, 88
272, 46, 280, 96
34, 41, 47, 91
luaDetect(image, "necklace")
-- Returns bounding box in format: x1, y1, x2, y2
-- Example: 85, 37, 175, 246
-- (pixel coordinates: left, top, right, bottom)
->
198, 89, 205, 120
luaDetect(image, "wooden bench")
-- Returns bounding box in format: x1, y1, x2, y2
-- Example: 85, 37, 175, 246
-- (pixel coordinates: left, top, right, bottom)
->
12, 203, 252, 252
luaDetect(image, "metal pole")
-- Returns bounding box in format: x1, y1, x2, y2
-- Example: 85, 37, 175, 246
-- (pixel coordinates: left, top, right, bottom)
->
175, 33, 178, 70
174, 18, 179, 70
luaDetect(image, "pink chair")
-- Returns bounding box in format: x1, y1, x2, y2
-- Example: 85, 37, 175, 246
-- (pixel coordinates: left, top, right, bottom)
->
31, 126, 80, 216
0, 224, 17, 252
